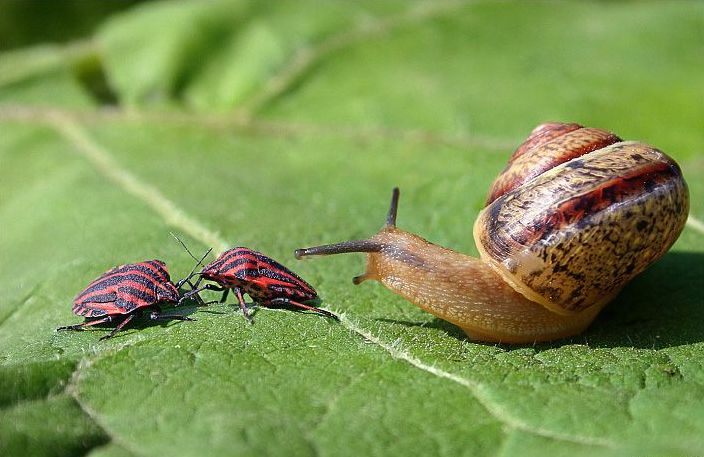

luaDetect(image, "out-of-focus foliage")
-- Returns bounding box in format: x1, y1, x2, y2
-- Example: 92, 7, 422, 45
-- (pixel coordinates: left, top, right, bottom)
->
0, 0, 147, 50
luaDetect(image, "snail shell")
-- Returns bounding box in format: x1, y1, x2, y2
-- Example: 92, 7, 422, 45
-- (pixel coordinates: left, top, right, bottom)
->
476, 123, 689, 315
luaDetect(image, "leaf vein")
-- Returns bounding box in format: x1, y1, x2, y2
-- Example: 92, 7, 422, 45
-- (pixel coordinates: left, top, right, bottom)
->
46, 113, 229, 255
0, 104, 516, 151
236, 0, 477, 116
0, 284, 39, 330
686, 215, 704, 235
336, 314, 615, 448
66, 337, 151, 457
41, 111, 613, 449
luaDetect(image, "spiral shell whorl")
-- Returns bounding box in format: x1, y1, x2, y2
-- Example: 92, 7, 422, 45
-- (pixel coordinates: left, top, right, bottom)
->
487, 123, 622, 204
476, 127, 689, 314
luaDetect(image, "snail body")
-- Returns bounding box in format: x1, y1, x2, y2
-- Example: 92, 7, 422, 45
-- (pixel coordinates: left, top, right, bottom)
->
295, 123, 689, 343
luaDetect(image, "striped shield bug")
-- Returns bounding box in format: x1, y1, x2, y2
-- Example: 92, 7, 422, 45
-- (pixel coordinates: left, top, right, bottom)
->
57, 259, 194, 341
181, 247, 338, 322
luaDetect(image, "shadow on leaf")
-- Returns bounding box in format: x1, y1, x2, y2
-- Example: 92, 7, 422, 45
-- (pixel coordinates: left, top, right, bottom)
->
376, 251, 704, 350
375, 317, 468, 340
60, 305, 199, 340
579, 251, 704, 350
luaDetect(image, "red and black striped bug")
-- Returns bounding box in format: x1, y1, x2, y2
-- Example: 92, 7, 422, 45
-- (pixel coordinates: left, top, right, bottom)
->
57, 259, 194, 341
181, 247, 338, 322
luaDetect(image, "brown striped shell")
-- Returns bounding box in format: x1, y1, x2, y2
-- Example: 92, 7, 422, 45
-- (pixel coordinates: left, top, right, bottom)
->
474, 123, 689, 315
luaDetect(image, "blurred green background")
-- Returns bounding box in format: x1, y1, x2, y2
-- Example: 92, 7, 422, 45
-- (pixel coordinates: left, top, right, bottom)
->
0, 1, 146, 50
0, 1, 702, 456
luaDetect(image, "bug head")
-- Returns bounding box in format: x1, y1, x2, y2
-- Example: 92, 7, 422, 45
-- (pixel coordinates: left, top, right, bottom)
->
198, 263, 219, 281
158, 281, 181, 303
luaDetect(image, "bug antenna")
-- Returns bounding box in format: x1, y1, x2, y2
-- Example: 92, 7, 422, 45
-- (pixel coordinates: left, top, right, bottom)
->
176, 246, 212, 290
170, 232, 205, 265
385, 187, 400, 227
170, 232, 213, 290
188, 248, 212, 279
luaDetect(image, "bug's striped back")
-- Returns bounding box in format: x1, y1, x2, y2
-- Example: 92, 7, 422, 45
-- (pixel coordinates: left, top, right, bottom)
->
73, 260, 179, 318
201, 247, 317, 302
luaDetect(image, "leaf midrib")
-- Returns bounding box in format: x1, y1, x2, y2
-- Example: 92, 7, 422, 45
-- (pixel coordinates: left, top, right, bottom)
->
39, 115, 615, 449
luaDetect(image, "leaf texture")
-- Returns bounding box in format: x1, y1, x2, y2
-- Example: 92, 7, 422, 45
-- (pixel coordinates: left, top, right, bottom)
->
0, 1, 703, 456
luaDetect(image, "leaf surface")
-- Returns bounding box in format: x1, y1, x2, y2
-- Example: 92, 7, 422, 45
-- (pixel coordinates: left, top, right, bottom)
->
0, 1, 703, 456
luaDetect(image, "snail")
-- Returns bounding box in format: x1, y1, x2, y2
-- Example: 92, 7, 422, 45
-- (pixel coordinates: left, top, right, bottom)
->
294, 123, 689, 343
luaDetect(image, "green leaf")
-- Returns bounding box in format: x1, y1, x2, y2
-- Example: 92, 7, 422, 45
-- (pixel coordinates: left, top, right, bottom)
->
0, 1, 703, 456
0, 394, 108, 457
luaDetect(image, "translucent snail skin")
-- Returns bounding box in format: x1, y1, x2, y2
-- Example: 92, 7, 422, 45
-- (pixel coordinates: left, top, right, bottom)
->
295, 123, 689, 343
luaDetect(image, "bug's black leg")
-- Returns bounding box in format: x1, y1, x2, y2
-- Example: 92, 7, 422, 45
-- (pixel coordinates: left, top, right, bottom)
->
56, 324, 84, 332
148, 311, 195, 322
191, 274, 204, 290
220, 288, 230, 303
99, 314, 135, 341
57, 315, 113, 332
234, 287, 253, 324
183, 277, 221, 306
268, 298, 339, 321
178, 283, 225, 305
178, 277, 203, 297
177, 278, 198, 290
180, 282, 208, 306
